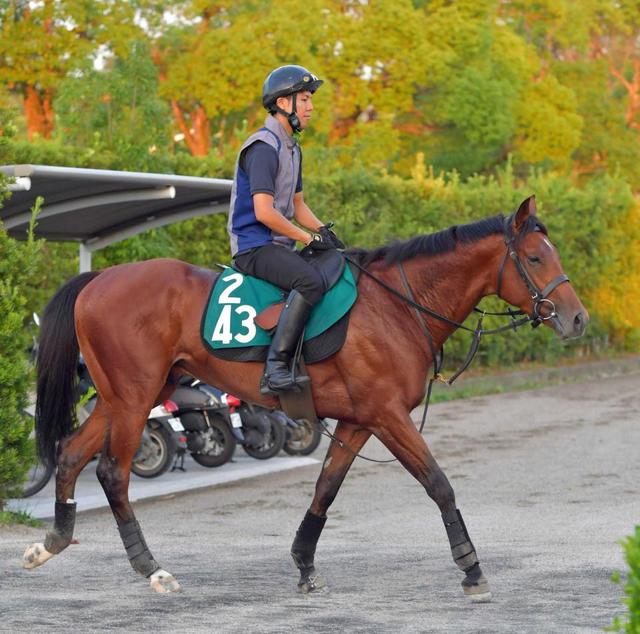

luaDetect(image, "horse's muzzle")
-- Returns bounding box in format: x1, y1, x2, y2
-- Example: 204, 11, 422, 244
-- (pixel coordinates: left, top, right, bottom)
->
555, 308, 589, 340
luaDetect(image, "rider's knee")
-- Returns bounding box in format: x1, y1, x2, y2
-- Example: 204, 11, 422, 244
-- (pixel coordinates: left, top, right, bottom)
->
294, 268, 324, 305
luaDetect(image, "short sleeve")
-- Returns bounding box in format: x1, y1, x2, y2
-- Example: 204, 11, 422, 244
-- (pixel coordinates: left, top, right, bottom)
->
240, 141, 279, 196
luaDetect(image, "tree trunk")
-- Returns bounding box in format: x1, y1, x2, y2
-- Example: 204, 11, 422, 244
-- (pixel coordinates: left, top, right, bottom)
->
171, 100, 211, 156
24, 85, 54, 140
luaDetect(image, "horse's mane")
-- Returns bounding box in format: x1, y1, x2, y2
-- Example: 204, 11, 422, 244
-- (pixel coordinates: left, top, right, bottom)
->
347, 213, 547, 267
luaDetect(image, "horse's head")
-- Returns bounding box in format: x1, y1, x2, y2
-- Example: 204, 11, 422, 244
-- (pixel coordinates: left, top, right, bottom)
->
496, 196, 588, 340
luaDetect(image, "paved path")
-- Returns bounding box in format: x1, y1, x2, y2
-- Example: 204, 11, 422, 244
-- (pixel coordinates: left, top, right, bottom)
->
7, 453, 319, 519
1, 371, 638, 633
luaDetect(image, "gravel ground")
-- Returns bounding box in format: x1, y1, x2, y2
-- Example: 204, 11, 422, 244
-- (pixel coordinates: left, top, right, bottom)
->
1, 371, 638, 634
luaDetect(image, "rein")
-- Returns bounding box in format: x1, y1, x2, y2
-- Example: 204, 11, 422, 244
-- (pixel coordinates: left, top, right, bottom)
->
319, 213, 571, 464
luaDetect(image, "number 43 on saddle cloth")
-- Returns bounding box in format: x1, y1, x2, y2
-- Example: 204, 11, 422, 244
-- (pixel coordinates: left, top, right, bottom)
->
201, 262, 358, 364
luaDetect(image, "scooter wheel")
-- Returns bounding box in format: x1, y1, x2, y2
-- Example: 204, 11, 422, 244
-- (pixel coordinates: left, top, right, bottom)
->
21, 458, 55, 497
283, 418, 322, 456
243, 415, 286, 460
131, 425, 174, 478
191, 415, 236, 468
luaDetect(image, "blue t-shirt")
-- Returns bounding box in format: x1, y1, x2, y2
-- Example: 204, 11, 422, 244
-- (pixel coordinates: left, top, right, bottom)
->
240, 141, 303, 196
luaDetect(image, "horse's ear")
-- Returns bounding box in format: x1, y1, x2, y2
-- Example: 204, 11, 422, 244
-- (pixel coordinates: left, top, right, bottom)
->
513, 195, 537, 232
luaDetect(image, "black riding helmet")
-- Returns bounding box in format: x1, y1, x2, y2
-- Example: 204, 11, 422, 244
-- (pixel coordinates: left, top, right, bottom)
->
262, 65, 323, 133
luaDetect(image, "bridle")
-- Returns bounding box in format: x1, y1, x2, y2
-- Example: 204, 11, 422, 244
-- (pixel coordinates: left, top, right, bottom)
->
496, 215, 570, 328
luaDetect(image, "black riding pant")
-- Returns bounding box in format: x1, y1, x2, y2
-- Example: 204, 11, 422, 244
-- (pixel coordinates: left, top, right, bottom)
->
233, 243, 324, 306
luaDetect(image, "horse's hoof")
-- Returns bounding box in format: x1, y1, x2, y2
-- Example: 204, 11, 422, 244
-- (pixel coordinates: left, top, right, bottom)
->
462, 576, 492, 603
298, 574, 327, 594
23, 543, 54, 569
149, 569, 182, 593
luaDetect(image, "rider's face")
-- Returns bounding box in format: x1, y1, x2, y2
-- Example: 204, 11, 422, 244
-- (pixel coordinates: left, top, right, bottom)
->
294, 91, 314, 129
278, 91, 314, 130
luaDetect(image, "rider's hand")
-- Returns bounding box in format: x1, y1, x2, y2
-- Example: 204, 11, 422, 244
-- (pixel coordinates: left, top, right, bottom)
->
318, 223, 345, 250
306, 233, 335, 251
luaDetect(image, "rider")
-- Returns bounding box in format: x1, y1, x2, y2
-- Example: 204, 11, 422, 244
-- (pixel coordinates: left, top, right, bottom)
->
228, 64, 343, 395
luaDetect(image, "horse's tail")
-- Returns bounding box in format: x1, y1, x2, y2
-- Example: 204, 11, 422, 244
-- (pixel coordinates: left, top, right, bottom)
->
35, 271, 101, 467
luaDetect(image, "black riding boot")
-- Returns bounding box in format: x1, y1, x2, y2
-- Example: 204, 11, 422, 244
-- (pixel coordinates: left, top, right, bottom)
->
260, 290, 313, 395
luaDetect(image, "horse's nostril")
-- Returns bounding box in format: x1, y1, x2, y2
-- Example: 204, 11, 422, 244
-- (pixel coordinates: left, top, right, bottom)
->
574, 312, 584, 329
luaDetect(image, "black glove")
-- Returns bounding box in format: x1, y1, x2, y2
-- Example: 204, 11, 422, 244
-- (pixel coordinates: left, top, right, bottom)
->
302, 234, 334, 253
318, 223, 345, 250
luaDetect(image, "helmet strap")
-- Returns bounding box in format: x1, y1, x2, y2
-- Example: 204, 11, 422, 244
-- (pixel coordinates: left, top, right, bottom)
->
274, 93, 302, 133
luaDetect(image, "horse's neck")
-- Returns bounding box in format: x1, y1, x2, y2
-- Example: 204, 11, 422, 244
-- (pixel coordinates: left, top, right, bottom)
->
400, 235, 501, 347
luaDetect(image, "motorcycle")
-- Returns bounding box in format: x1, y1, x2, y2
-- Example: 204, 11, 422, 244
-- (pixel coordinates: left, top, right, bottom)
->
169, 378, 238, 469
226, 396, 322, 458
170, 378, 295, 465
226, 395, 286, 460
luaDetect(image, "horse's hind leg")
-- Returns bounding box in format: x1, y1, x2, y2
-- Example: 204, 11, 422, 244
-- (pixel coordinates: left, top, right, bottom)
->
375, 415, 491, 602
291, 421, 371, 593
23, 400, 108, 569
95, 404, 181, 593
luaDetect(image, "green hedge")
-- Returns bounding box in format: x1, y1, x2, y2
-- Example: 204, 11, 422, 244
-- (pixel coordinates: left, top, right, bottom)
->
0, 190, 42, 507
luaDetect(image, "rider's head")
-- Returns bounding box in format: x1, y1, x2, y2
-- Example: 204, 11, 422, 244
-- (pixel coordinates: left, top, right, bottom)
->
262, 65, 323, 134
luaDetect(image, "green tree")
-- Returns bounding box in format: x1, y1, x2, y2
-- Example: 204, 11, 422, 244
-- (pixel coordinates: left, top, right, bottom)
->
0, 0, 142, 139
54, 41, 171, 171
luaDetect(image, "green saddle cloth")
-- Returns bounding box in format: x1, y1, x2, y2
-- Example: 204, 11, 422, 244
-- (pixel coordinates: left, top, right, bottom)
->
203, 266, 357, 349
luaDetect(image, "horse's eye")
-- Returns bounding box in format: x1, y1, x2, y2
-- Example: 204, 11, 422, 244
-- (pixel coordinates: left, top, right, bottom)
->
527, 255, 541, 265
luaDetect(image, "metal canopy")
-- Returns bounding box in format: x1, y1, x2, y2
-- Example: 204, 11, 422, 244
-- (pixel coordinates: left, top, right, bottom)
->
0, 164, 232, 269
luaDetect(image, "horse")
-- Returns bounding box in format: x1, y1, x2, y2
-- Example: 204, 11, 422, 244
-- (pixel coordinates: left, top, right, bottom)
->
23, 196, 588, 600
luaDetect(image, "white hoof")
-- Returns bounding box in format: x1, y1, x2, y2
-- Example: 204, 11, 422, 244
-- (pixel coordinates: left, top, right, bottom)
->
149, 569, 182, 593
23, 543, 54, 569
469, 590, 492, 603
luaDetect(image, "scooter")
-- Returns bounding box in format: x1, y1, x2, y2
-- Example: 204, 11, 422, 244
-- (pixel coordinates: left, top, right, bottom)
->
169, 378, 291, 466
224, 395, 322, 458
169, 377, 238, 469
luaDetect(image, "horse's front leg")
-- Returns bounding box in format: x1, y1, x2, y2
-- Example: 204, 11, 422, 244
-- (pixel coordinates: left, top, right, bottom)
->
291, 421, 371, 593
375, 414, 491, 602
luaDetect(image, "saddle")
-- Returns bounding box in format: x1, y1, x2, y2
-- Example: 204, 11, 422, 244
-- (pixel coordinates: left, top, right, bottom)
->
201, 249, 358, 364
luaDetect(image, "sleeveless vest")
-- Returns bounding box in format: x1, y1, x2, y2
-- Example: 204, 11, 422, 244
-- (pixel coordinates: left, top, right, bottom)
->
228, 115, 301, 256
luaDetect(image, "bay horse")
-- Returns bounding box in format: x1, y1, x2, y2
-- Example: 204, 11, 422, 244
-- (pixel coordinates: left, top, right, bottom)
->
23, 196, 587, 600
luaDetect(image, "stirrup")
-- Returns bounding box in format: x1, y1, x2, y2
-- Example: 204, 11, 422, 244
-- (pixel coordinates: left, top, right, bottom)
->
260, 372, 310, 395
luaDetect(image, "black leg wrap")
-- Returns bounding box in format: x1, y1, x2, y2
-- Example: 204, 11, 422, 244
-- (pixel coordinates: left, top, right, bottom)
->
291, 511, 327, 592
44, 501, 77, 554
442, 509, 479, 572
291, 510, 327, 574
118, 520, 160, 578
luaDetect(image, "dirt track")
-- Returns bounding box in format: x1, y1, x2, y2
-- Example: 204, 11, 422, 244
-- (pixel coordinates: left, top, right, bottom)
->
1, 371, 638, 633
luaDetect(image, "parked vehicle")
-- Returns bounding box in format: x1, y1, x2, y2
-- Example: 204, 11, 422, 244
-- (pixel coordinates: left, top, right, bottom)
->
227, 396, 286, 460
170, 378, 238, 469
226, 396, 322, 458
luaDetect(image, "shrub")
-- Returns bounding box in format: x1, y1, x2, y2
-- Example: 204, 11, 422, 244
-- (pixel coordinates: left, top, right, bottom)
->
609, 526, 640, 633
0, 190, 43, 508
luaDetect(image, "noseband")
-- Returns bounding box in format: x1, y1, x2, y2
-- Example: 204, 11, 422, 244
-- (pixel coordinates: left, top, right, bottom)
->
496, 216, 570, 327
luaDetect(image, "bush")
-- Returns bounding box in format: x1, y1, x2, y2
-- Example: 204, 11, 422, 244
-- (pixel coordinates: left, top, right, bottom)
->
0, 189, 43, 508
609, 526, 640, 633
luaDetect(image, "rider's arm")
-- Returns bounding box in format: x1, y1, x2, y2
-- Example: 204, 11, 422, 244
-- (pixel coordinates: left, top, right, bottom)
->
293, 191, 323, 232
254, 193, 312, 244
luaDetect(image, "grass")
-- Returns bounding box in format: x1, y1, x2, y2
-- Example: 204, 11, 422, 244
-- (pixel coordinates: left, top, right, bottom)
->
0, 509, 43, 528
